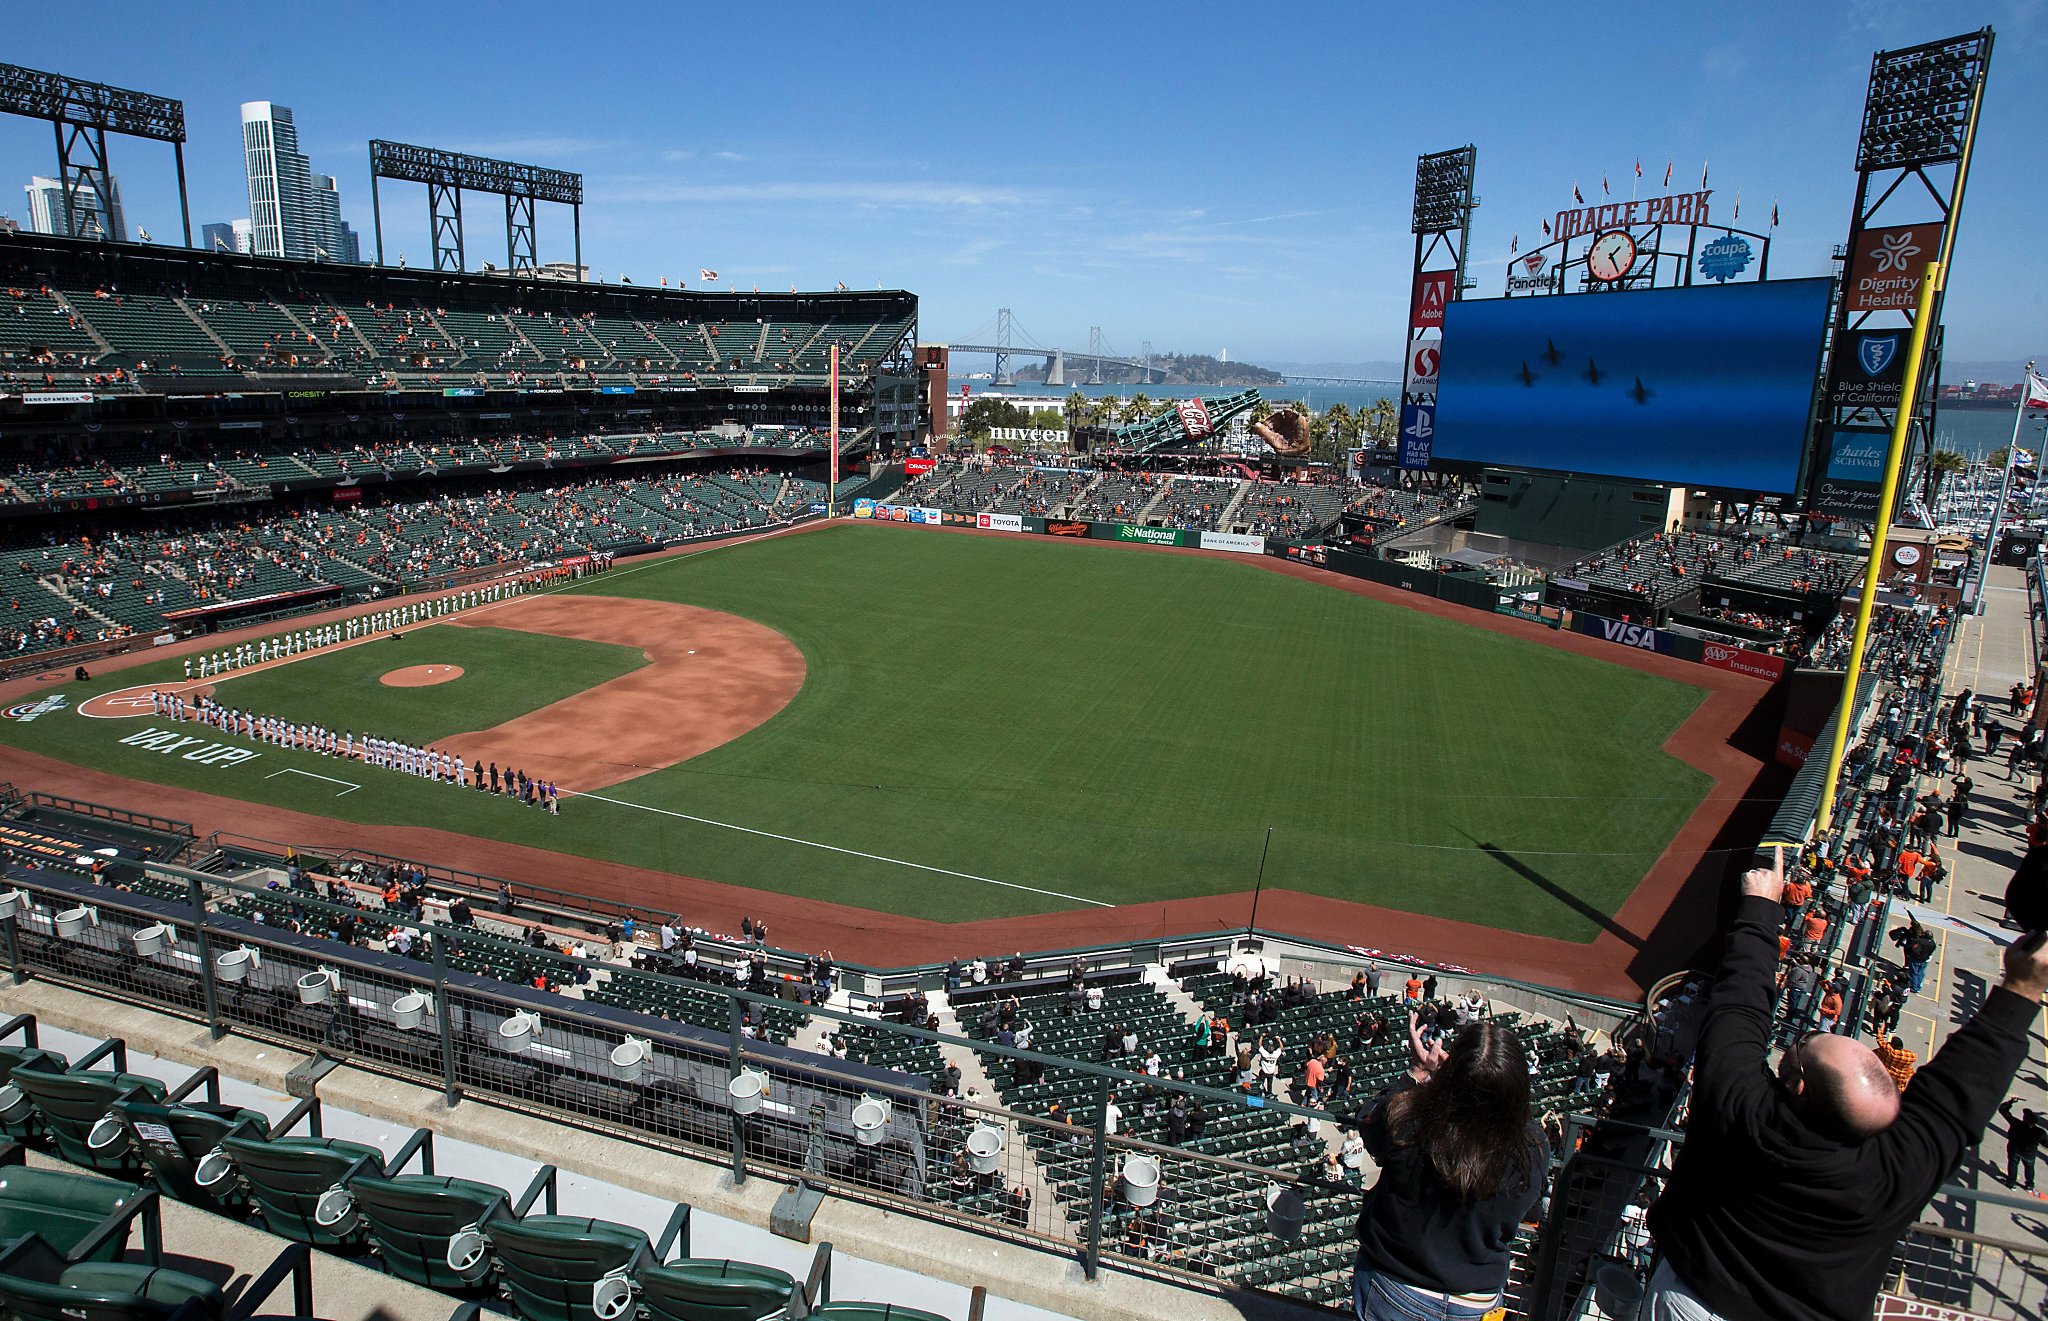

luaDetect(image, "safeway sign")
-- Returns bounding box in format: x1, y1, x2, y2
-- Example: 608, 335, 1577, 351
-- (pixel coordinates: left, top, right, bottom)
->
1405, 338, 1441, 400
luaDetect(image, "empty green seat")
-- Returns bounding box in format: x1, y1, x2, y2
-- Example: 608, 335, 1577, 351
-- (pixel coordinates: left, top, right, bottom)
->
0, 1259, 222, 1321
216, 1134, 384, 1247
7, 1068, 167, 1176
0, 1167, 144, 1262
0, 1046, 69, 1141
808, 1306, 952, 1321
346, 1172, 508, 1291
636, 1259, 799, 1321
109, 1100, 269, 1212
481, 1215, 653, 1321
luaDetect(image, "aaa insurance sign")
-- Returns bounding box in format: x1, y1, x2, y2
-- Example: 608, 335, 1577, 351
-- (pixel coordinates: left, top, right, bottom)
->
1846, 224, 1944, 314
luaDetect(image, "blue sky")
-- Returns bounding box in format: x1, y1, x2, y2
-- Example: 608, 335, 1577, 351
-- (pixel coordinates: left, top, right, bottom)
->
4, 2, 2044, 371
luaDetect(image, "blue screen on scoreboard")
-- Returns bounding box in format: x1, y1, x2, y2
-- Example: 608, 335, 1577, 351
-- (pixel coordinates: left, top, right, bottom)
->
1430, 277, 1833, 493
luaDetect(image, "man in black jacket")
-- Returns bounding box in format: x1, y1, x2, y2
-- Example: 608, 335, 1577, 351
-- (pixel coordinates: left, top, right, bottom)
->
1645, 847, 2045, 1321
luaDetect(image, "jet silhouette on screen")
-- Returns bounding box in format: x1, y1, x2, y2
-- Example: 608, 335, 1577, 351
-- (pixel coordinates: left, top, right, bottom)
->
1517, 360, 1538, 387
1582, 356, 1605, 386
1629, 375, 1655, 404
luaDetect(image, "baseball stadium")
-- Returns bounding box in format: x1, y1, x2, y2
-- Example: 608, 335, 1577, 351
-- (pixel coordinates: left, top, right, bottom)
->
0, 21, 2033, 1321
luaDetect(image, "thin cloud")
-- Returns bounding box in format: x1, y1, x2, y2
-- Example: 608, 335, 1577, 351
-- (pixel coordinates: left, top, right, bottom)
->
605, 180, 1042, 209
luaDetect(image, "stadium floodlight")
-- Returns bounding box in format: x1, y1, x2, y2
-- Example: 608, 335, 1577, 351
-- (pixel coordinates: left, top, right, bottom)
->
1412, 146, 1477, 236
0, 62, 192, 246
1855, 30, 1992, 171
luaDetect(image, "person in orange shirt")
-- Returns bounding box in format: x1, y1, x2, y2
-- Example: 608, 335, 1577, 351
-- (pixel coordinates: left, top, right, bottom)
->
1782, 874, 1814, 928
1801, 907, 1831, 952
1817, 985, 1845, 1033
1875, 1035, 1917, 1091
1895, 847, 1925, 897
1403, 975, 1423, 1004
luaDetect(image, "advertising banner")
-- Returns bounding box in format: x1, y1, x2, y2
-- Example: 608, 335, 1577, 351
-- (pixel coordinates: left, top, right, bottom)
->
1845, 224, 1944, 315
1571, 612, 1684, 656
442, 387, 485, 398
1198, 531, 1266, 555
1046, 521, 1089, 538
21, 391, 93, 406
1404, 337, 1441, 400
986, 427, 1067, 445
1412, 270, 1453, 329
1175, 398, 1214, 438
1808, 426, 1889, 520
1399, 402, 1436, 470
852, 499, 877, 519
1505, 251, 1551, 295
1777, 727, 1815, 768
976, 512, 1025, 532
1829, 330, 1908, 408
904, 457, 938, 476
1114, 525, 1189, 547
867, 504, 945, 524
599, 385, 636, 395
1701, 641, 1789, 682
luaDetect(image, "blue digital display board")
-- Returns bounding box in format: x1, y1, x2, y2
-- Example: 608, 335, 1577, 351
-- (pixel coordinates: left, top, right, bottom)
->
1431, 278, 1833, 493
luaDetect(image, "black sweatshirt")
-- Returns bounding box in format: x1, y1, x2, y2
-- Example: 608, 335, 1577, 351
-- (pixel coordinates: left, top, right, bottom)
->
1353, 1076, 1548, 1296
1647, 894, 2035, 1321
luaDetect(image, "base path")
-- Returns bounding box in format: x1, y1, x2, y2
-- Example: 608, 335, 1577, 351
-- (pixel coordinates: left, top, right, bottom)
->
439, 595, 804, 792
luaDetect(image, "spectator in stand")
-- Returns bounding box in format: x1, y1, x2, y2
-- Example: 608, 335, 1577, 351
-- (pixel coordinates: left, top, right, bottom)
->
1644, 848, 2048, 1321
1351, 1012, 1547, 1321
2000, 1101, 2046, 1191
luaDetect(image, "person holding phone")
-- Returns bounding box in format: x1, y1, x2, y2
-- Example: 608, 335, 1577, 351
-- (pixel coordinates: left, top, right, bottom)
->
1644, 846, 2048, 1321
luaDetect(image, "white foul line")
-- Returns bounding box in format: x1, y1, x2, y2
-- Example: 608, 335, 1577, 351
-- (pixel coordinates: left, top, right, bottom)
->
569, 788, 1115, 908
267, 768, 360, 796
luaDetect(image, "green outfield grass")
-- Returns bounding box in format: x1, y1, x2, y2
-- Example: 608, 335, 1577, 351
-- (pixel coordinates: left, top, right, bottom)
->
0, 525, 1713, 939
207, 624, 647, 743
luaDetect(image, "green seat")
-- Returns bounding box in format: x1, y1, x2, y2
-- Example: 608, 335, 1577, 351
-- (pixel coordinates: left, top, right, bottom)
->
0, 1047, 70, 1141
109, 1100, 269, 1212
0, 1167, 144, 1262
481, 1215, 653, 1321
346, 1172, 508, 1292
7, 1068, 167, 1176
0, 1259, 222, 1321
217, 1134, 384, 1248
637, 1259, 799, 1321
808, 1306, 952, 1321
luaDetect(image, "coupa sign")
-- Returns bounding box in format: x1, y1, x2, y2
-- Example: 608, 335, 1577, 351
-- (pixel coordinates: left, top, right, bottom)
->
1572, 612, 1682, 656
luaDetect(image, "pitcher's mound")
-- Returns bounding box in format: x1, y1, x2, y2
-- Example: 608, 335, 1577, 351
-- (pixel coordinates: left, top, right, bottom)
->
382, 665, 465, 688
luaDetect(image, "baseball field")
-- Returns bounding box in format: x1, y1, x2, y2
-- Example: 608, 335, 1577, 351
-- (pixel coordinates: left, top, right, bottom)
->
0, 522, 1729, 948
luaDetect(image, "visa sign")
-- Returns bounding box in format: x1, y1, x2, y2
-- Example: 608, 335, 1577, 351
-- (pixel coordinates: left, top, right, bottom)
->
1572, 613, 1681, 655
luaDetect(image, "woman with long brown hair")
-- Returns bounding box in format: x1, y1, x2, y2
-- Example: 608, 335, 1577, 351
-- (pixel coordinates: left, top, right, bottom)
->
1352, 1012, 1549, 1321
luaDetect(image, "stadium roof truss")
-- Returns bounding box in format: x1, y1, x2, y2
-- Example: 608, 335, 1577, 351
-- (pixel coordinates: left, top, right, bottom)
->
0, 61, 192, 247
368, 139, 584, 277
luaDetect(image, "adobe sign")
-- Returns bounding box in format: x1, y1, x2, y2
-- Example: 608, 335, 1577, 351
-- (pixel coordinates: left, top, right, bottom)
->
1411, 270, 1452, 330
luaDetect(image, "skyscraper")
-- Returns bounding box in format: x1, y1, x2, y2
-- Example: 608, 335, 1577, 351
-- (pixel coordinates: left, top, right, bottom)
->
22, 174, 126, 241
201, 221, 244, 254
240, 102, 361, 262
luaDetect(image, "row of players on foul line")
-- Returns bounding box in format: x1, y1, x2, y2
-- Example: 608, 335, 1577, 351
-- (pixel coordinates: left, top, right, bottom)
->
178, 580, 530, 679
145, 687, 565, 812
172, 552, 616, 681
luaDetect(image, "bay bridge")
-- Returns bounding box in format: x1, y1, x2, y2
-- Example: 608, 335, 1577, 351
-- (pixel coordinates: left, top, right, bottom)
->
939, 309, 1395, 389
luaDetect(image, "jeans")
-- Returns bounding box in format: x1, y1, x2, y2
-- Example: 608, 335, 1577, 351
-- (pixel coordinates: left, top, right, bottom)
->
2009, 1147, 2037, 1190
1909, 957, 1930, 993
1353, 1266, 1500, 1321
1643, 1260, 1729, 1321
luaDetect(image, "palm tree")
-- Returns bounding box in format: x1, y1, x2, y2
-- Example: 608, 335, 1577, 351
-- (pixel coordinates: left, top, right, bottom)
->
1924, 448, 1967, 507
1064, 391, 1089, 431
1362, 397, 1398, 446
1323, 402, 1353, 448
1128, 393, 1154, 420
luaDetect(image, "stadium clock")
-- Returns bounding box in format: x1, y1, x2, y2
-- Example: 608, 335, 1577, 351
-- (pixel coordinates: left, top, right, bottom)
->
1586, 230, 1637, 283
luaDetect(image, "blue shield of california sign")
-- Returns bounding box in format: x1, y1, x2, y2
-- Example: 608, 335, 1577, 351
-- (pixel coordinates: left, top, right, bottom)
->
1831, 331, 1908, 409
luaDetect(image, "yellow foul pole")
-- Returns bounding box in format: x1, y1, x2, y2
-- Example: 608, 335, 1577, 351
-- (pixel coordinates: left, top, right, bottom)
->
829, 343, 840, 517
1812, 261, 1944, 840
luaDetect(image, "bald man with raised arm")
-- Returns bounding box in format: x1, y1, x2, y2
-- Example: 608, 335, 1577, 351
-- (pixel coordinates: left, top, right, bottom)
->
1645, 847, 2048, 1321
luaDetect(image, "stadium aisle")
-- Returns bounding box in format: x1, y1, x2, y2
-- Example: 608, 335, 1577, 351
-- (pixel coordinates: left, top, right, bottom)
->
1894, 565, 2048, 1228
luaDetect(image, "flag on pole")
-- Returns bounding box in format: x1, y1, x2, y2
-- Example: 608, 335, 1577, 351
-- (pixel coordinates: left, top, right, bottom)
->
1634, 159, 1642, 179
1573, 182, 1583, 204
1663, 160, 1673, 187
699, 269, 718, 282
1733, 191, 1741, 219
1509, 234, 1518, 254
1601, 174, 1610, 195
1771, 200, 1779, 228
836, 281, 847, 291
2025, 367, 2048, 411
1700, 159, 1709, 189
1542, 218, 1551, 237
2014, 447, 2038, 470
659, 276, 668, 287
